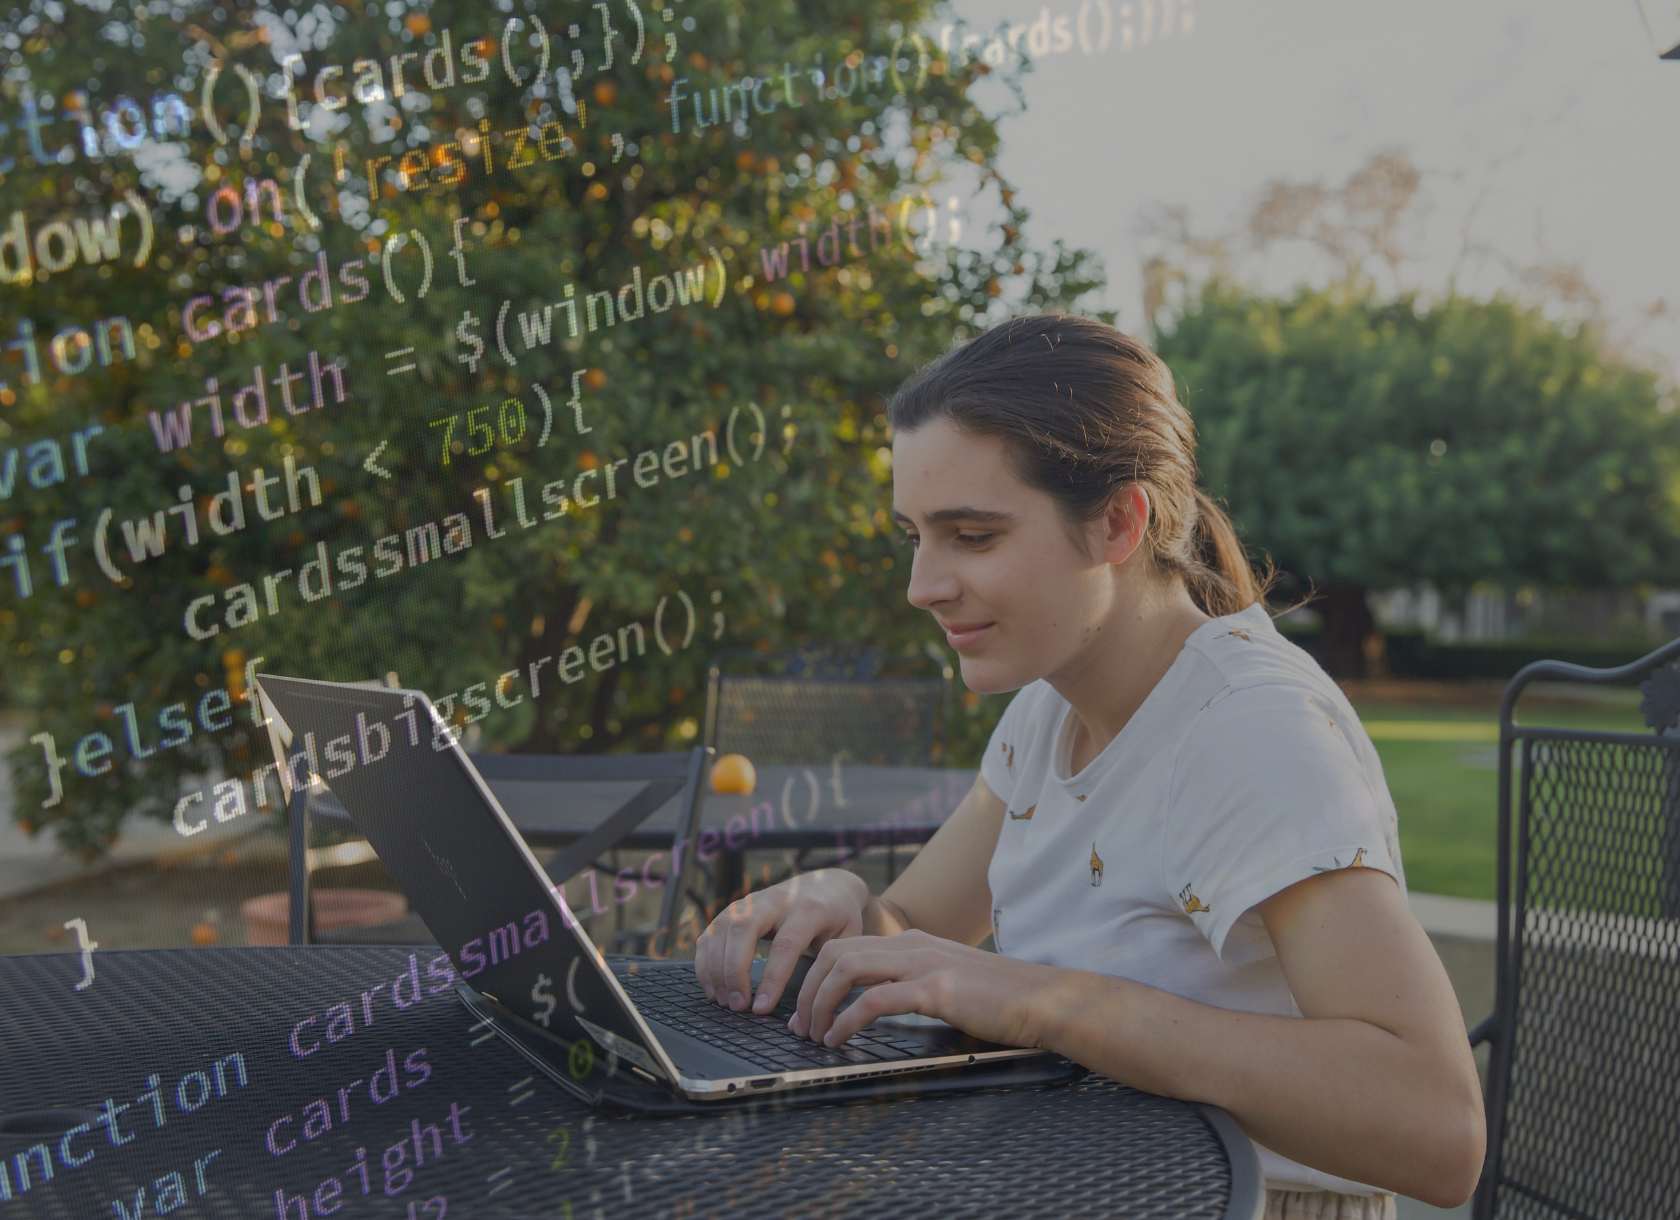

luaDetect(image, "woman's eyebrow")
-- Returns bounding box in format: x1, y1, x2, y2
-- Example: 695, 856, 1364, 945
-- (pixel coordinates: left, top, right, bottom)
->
891, 507, 1017, 526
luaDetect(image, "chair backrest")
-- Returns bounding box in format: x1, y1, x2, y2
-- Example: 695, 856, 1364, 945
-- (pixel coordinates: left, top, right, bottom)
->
701, 647, 950, 768
1476, 637, 1680, 1220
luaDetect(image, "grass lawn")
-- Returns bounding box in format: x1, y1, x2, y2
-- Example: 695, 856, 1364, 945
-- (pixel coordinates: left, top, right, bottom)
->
1349, 690, 1653, 903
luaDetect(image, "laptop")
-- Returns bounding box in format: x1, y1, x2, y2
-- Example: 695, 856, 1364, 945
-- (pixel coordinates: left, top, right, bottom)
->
252, 673, 1065, 1106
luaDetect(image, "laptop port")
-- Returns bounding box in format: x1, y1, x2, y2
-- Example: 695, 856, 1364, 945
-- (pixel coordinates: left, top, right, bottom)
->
751, 1078, 777, 1088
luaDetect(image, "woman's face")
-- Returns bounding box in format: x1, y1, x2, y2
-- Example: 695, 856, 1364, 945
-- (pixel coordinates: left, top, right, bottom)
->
892, 417, 1123, 694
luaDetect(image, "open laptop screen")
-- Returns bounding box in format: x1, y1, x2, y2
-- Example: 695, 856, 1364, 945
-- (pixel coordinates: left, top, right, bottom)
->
253, 673, 672, 1081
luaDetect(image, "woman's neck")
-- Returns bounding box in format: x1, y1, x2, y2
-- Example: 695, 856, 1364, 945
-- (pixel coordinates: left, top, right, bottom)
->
1049, 583, 1213, 758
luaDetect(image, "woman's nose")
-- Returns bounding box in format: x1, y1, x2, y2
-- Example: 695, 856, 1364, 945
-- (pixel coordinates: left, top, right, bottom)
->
906, 545, 956, 611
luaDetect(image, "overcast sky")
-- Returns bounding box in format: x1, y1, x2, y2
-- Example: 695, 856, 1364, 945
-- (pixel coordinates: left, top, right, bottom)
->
938, 0, 1680, 385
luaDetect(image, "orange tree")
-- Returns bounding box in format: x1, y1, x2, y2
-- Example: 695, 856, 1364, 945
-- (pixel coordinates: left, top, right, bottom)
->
0, 0, 1111, 855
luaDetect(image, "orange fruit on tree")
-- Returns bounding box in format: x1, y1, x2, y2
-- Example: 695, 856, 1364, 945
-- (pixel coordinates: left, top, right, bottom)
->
710, 753, 757, 795
190, 921, 219, 946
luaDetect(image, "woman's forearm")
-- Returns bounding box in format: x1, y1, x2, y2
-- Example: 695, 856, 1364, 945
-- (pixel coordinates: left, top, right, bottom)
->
1030, 968, 1483, 1208
860, 893, 914, 937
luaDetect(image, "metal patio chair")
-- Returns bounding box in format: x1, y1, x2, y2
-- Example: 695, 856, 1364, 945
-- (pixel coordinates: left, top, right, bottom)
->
1468, 634, 1680, 1219
700, 645, 951, 888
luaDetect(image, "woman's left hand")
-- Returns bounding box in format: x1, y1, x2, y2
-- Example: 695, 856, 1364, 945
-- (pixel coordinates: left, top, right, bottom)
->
788, 929, 1062, 1049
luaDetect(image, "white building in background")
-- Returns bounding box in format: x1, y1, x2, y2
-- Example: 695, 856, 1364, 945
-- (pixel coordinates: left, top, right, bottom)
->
1650, 591, 1680, 639
1370, 585, 1680, 643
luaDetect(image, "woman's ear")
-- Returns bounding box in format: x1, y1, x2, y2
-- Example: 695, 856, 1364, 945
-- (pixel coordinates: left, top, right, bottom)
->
1097, 484, 1150, 566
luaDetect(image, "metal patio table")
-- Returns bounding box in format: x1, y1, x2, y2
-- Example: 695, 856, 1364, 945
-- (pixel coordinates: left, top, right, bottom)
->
0, 947, 1263, 1219
487, 762, 969, 845
312, 763, 975, 906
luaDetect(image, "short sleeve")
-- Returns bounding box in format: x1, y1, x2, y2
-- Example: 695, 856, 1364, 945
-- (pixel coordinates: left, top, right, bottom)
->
1159, 682, 1401, 966
978, 684, 1034, 809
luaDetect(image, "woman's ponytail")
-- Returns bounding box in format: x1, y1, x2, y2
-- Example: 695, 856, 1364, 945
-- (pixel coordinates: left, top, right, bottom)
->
1183, 487, 1276, 618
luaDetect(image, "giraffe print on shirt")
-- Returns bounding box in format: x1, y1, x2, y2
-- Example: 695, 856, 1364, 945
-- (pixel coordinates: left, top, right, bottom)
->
1311, 846, 1369, 873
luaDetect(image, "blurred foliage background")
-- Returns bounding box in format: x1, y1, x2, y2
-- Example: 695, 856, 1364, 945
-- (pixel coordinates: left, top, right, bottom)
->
0, 0, 1112, 858
1, 0, 1677, 876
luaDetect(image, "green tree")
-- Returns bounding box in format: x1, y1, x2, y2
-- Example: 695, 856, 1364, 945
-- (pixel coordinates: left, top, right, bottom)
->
1154, 279, 1680, 677
1, 0, 1111, 856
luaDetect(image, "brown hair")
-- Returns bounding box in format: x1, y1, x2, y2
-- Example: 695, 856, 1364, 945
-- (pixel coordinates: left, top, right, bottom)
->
887, 313, 1278, 618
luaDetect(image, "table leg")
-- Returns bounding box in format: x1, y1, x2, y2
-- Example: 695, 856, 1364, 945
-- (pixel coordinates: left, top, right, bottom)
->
716, 848, 744, 910
287, 783, 313, 945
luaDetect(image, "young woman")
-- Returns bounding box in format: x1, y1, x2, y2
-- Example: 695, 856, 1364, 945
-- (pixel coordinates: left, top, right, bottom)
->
693, 314, 1485, 1218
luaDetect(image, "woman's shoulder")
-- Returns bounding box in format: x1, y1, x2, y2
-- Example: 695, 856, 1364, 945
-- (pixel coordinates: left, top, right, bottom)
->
1183, 603, 1343, 709
1175, 653, 1375, 791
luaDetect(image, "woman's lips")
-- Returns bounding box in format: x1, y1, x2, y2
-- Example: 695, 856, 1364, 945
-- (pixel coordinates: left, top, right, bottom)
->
944, 623, 993, 649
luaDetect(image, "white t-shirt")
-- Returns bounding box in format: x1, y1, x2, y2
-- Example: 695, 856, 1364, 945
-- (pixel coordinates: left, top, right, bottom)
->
978, 600, 1405, 1197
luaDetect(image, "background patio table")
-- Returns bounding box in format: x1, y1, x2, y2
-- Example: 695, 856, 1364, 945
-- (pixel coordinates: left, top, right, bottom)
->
312, 763, 976, 901
0, 946, 1263, 1219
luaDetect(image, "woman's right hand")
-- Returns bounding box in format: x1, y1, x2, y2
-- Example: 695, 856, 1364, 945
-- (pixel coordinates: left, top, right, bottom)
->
694, 868, 870, 1016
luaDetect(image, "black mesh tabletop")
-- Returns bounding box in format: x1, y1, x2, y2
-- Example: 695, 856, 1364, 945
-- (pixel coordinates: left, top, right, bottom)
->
0, 947, 1260, 1219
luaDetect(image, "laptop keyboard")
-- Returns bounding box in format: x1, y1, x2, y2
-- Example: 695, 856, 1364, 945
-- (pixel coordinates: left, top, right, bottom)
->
611, 963, 934, 1074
